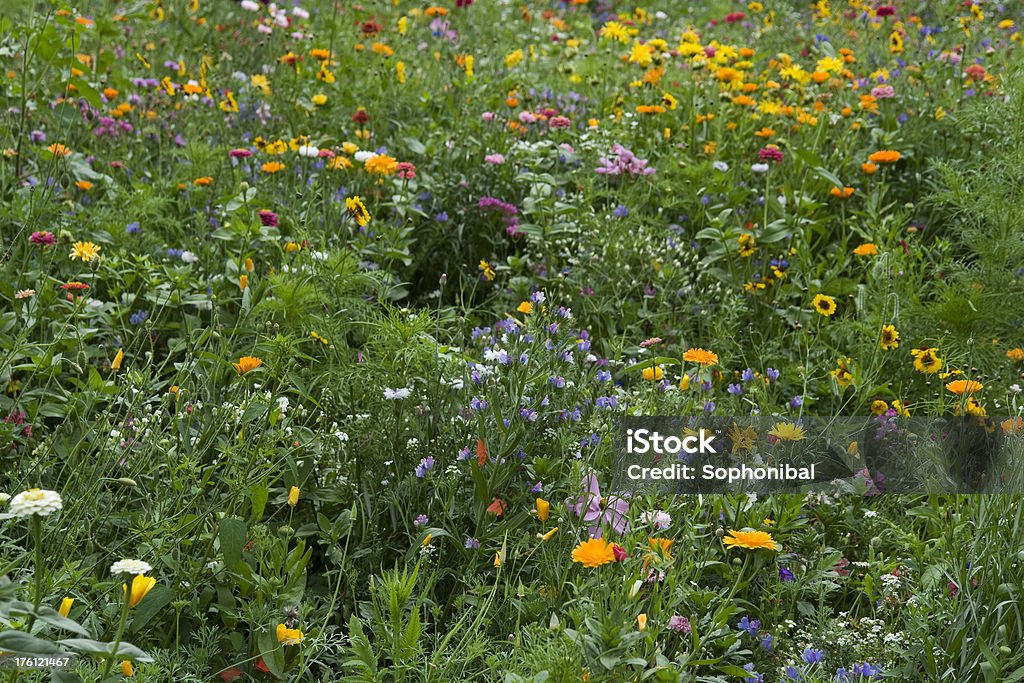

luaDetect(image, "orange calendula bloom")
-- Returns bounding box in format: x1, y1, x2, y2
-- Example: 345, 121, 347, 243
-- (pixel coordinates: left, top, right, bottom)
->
868, 150, 901, 164
853, 243, 878, 256
683, 348, 718, 366
946, 379, 984, 395
365, 154, 399, 175
723, 529, 780, 551
261, 161, 285, 173
75, 180, 94, 191
571, 538, 616, 568
48, 143, 71, 157
193, 176, 213, 186
517, 301, 533, 315
1007, 348, 1024, 361
233, 356, 263, 374
861, 162, 878, 174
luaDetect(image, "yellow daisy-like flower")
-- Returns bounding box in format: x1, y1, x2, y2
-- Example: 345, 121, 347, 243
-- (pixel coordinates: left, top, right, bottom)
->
683, 347, 718, 366
70, 241, 101, 262
723, 529, 780, 551
571, 538, 616, 568
345, 196, 371, 226
880, 325, 900, 351
870, 399, 889, 415
768, 421, 805, 442
276, 623, 304, 645
728, 423, 758, 454
517, 301, 533, 315
911, 348, 943, 374
1006, 348, 1024, 361
365, 154, 398, 175
812, 294, 836, 317
479, 260, 495, 281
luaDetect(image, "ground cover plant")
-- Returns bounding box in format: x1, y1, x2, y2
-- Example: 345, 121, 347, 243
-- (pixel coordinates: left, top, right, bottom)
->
2, 0, 1024, 680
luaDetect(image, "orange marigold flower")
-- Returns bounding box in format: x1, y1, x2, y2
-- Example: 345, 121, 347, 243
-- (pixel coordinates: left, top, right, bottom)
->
193, 176, 213, 186
571, 538, 616, 568
946, 379, 984, 395
261, 161, 286, 173
1007, 348, 1024, 361
861, 162, 878, 174
48, 143, 72, 157
868, 150, 901, 164
724, 529, 779, 551
233, 356, 263, 374
853, 243, 878, 256
364, 154, 398, 175
75, 180, 93, 191
683, 348, 719, 366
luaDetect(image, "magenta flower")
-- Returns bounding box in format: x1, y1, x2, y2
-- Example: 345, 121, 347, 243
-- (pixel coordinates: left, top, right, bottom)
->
758, 147, 784, 163
30, 231, 55, 245
570, 471, 630, 538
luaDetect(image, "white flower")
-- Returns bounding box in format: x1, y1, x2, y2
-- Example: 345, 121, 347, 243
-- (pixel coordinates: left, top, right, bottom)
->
292, 6, 310, 19
713, 161, 729, 172
8, 488, 63, 518
0, 493, 10, 506
751, 163, 769, 173
383, 387, 411, 400
639, 510, 672, 530
180, 251, 198, 264
276, 396, 290, 414
110, 559, 152, 575
1011, 384, 1021, 393
240, 0, 260, 10
297, 145, 319, 158
354, 150, 374, 162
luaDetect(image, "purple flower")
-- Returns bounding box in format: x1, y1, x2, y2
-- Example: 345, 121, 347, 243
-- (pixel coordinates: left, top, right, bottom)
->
728, 383, 743, 395
779, 565, 795, 582
413, 514, 428, 527
785, 665, 804, 681
760, 634, 774, 651
790, 395, 803, 408
738, 616, 760, 637
742, 368, 755, 381
743, 663, 763, 683
667, 615, 691, 633
802, 649, 824, 665
613, 204, 629, 218
766, 367, 780, 381
415, 456, 435, 478
435, 211, 449, 222
569, 471, 630, 538
464, 537, 480, 549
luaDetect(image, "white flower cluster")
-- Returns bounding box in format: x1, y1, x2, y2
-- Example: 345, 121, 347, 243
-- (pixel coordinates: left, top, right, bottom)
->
110, 559, 152, 575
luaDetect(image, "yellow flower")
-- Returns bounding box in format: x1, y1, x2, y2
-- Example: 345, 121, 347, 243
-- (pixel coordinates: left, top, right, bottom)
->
539, 527, 559, 542
276, 623, 304, 645
637, 614, 648, 631
571, 538, 616, 568
123, 574, 156, 608
251, 74, 271, 96
345, 196, 371, 226
535, 498, 550, 522
683, 347, 718, 366
48, 143, 72, 157
365, 154, 399, 175
679, 374, 691, 391
311, 94, 327, 106
723, 529, 780, 551
517, 301, 533, 315
1007, 347, 1024, 361
911, 347, 943, 374
728, 423, 757, 454
641, 366, 664, 381
111, 348, 124, 371
479, 260, 495, 281
261, 161, 286, 174
121, 660, 134, 677
870, 399, 889, 415
233, 356, 263, 375
880, 325, 900, 351
768, 421, 806, 442
812, 294, 836, 317
288, 486, 300, 507
58, 597, 74, 617
239, 274, 249, 290
853, 243, 878, 256
422, 534, 433, 546
70, 241, 101, 262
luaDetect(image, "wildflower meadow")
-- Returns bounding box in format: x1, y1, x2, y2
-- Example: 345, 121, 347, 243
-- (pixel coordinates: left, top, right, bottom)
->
3, 0, 1024, 681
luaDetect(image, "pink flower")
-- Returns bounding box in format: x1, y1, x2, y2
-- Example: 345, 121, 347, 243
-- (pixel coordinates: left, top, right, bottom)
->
549, 116, 571, 129
871, 85, 895, 99
481, 111, 496, 121
612, 544, 628, 562
484, 153, 505, 165
30, 231, 55, 245
229, 148, 253, 158
518, 110, 537, 124
569, 471, 630, 538
758, 147, 784, 163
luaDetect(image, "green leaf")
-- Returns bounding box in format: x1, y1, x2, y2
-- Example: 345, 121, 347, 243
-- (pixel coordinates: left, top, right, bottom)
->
59, 638, 152, 662
219, 517, 247, 569
129, 586, 174, 634
250, 482, 269, 521
0, 630, 68, 655
6, 603, 89, 636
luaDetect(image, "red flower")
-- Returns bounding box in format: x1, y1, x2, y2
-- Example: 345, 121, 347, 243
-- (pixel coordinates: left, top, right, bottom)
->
255, 658, 270, 673
612, 544, 628, 562
220, 668, 243, 682
352, 108, 370, 124
486, 498, 507, 516
475, 438, 488, 466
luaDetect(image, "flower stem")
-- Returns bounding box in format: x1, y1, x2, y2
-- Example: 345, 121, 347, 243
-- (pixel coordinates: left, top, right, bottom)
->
99, 585, 131, 679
